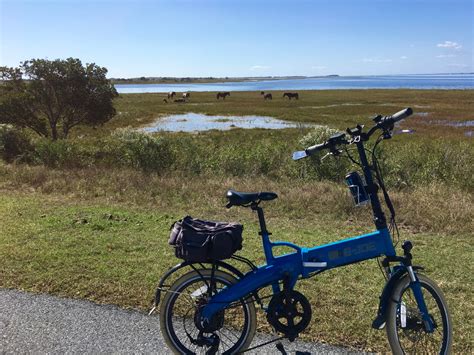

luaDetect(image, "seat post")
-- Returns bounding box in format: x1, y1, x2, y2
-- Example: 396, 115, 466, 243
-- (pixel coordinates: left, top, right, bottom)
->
252, 203, 274, 262
251, 203, 269, 235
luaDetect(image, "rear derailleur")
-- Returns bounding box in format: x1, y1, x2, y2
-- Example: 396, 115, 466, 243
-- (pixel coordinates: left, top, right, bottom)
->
190, 331, 220, 355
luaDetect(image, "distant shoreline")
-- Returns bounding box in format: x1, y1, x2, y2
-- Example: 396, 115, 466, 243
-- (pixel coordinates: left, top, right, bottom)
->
113, 74, 474, 93
110, 75, 339, 85
110, 73, 472, 85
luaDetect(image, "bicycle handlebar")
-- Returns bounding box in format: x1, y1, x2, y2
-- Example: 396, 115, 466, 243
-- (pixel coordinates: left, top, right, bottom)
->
391, 107, 413, 123
292, 108, 413, 160
305, 142, 327, 154
366, 107, 413, 137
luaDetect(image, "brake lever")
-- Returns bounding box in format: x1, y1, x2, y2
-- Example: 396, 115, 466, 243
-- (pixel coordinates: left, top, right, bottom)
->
321, 152, 332, 161
383, 130, 392, 140
321, 149, 343, 161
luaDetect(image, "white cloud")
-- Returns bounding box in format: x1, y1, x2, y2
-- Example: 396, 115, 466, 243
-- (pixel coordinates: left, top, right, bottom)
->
437, 41, 462, 50
447, 63, 469, 68
250, 65, 270, 71
362, 58, 392, 63
436, 54, 457, 58
400, 56, 408, 60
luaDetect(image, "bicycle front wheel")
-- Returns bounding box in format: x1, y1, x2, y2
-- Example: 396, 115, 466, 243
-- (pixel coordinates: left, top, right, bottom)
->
159, 268, 256, 354
386, 274, 452, 354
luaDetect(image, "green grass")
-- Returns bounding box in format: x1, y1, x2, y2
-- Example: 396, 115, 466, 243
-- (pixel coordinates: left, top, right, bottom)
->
1, 89, 473, 352
98, 89, 474, 139
0, 188, 472, 352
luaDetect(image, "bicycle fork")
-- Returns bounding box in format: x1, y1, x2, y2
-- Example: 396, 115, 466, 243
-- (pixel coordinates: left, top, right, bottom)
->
401, 241, 435, 333
406, 266, 435, 333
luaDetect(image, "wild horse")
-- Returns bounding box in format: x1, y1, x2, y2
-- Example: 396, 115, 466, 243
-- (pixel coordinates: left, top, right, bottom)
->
283, 92, 299, 100
217, 92, 231, 100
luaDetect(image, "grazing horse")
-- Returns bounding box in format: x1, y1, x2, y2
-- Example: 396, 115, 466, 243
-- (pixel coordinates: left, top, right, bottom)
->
260, 91, 265, 95
264, 93, 272, 100
173, 98, 186, 103
216, 92, 231, 100
168, 91, 176, 99
183, 92, 190, 99
283, 92, 299, 100
163, 99, 168, 103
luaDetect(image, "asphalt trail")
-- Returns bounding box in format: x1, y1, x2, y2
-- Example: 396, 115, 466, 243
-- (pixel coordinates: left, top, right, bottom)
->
0, 289, 365, 354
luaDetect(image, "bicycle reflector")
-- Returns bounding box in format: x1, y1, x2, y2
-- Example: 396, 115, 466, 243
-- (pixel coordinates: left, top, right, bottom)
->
345, 172, 369, 206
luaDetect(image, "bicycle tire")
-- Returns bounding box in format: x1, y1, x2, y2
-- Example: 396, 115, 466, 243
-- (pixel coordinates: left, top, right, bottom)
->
386, 274, 452, 354
159, 269, 256, 354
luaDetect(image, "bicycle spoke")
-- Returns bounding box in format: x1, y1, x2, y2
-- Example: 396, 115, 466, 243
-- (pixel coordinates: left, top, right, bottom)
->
161, 270, 255, 354
394, 278, 448, 354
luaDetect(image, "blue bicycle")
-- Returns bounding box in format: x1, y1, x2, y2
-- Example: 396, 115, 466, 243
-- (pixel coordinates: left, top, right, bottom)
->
154, 108, 452, 354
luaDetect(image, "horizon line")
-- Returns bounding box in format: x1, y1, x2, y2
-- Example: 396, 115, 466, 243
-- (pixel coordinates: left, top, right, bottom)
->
109, 72, 474, 80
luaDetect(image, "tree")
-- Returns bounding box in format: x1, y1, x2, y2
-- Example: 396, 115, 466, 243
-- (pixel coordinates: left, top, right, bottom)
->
0, 58, 118, 140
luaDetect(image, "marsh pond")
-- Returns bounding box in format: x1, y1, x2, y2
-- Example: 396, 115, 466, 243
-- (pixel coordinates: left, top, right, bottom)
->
142, 113, 313, 132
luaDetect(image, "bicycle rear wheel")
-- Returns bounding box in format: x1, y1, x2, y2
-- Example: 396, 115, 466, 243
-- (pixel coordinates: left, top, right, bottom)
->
159, 269, 256, 354
386, 274, 452, 354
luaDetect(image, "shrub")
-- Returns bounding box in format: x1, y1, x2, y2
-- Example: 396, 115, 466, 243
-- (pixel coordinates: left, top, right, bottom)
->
32, 138, 86, 168
0, 124, 33, 163
111, 129, 174, 173
380, 139, 474, 190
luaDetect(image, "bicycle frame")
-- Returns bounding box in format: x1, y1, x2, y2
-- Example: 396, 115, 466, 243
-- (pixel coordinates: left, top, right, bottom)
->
201, 227, 396, 320
200, 135, 434, 332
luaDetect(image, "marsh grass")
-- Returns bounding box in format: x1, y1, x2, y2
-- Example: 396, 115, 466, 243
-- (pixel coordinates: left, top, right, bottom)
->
99, 90, 474, 139
1, 127, 472, 189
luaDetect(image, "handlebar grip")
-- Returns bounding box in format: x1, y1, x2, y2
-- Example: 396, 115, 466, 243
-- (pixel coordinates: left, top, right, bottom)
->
306, 142, 327, 155
390, 107, 413, 123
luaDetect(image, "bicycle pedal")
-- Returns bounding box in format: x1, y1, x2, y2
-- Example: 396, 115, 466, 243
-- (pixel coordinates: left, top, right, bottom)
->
371, 314, 386, 329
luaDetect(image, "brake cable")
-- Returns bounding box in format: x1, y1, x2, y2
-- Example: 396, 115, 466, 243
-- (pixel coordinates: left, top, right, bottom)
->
372, 134, 396, 220
371, 133, 401, 248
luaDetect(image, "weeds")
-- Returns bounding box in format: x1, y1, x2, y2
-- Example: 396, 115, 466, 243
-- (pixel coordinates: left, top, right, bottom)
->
3, 127, 472, 190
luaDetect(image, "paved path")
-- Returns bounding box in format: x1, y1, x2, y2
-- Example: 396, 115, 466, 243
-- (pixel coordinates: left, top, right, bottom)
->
0, 289, 364, 354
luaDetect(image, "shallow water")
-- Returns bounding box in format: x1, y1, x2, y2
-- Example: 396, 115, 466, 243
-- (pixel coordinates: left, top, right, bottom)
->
116, 74, 474, 93
142, 113, 312, 132
430, 120, 474, 127
299, 103, 364, 109
422, 119, 474, 137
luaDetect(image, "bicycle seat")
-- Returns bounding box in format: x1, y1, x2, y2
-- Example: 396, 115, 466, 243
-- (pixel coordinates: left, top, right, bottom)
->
226, 189, 278, 207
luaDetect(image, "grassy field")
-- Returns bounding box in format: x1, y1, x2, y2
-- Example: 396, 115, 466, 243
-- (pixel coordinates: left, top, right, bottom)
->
1, 89, 473, 352
103, 89, 474, 139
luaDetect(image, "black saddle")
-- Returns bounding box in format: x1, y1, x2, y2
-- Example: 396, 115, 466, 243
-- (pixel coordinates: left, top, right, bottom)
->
226, 189, 278, 208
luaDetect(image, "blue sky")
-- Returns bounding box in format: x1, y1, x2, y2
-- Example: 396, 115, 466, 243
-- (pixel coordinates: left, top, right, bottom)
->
1, 0, 472, 77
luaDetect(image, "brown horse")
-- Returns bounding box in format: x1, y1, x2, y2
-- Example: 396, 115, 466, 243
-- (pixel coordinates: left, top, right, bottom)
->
260, 91, 265, 95
216, 92, 230, 100
173, 98, 186, 103
168, 91, 176, 99
183, 92, 190, 99
283, 92, 299, 100
264, 93, 272, 100
163, 99, 168, 103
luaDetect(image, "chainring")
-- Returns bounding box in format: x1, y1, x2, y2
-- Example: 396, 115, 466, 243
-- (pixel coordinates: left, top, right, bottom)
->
266, 290, 312, 340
